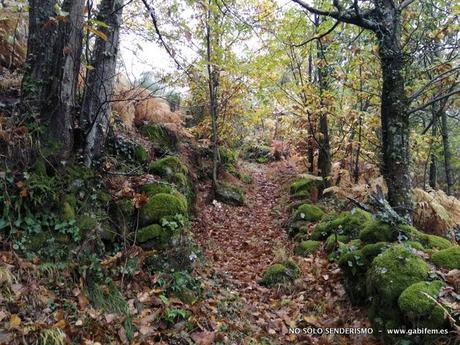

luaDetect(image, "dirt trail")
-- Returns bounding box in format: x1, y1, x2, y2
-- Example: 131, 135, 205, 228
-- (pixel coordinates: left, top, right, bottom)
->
192, 161, 378, 345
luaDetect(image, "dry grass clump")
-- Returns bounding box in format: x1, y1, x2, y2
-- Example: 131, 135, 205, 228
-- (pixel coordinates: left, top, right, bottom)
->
0, 10, 28, 70
413, 188, 460, 236
112, 86, 184, 128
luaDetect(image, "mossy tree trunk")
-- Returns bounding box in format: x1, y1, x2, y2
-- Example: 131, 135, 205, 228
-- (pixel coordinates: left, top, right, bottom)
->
22, 0, 85, 160
81, 0, 123, 166
377, 11, 413, 221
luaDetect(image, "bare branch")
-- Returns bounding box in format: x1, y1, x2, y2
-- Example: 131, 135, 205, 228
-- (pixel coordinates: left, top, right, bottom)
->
399, 0, 418, 10
408, 88, 460, 115
291, 0, 378, 31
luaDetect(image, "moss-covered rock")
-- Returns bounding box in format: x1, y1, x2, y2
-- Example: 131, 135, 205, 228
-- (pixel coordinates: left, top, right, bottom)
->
142, 124, 176, 152
141, 182, 176, 196
139, 193, 187, 226
293, 203, 325, 222
367, 245, 430, 303
149, 156, 188, 177
431, 246, 460, 269
294, 240, 321, 256
325, 234, 348, 253
259, 260, 300, 286
215, 182, 245, 206
134, 145, 149, 163
360, 220, 395, 244
310, 209, 371, 241
289, 175, 323, 199
398, 280, 446, 329
361, 242, 388, 262
136, 224, 172, 248
366, 245, 431, 332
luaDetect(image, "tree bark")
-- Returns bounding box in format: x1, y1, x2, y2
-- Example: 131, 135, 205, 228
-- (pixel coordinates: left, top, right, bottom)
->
428, 110, 437, 189
377, 14, 413, 221
22, 0, 84, 160
316, 17, 331, 187
82, 0, 123, 166
206, 0, 219, 187
440, 109, 454, 195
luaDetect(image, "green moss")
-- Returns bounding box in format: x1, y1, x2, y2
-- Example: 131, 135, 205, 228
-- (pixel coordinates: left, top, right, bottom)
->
142, 124, 175, 152
259, 260, 300, 286
294, 240, 321, 256
134, 145, 149, 163
310, 209, 371, 241
361, 242, 389, 262
215, 182, 245, 206
424, 235, 452, 250
404, 240, 425, 251
367, 245, 430, 303
398, 226, 451, 250
136, 224, 172, 247
431, 246, 460, 269
256, 156, 269, 164
398, 281, 446, 328
149, 156, 188, 177
310, 221, 332, 241
289, 175, 322, 198
77, 214, 98, 234
325, 234, 348, 253
62, 202, 76, 220
366, 245, 431, 333
97, 191, 112, 205
139, 193, 187, 226
360, 220, 395, 244
141, 182, 176, 196
293, 203, 325, 222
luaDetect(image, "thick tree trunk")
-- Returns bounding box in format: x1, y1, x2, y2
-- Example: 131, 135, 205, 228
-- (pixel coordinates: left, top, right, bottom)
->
22, 0, 84, 160
22, 0, 58, 109
440, 109, 454, 195
82, 0, 123, 166
377, 10, 413, 221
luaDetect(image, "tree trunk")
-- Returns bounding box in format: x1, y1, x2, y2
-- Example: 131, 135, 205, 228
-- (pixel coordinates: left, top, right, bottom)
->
428, 111, 437, 189
82, 0, 123, 166
316, 20, 331, 187
440, 109, 454, 195
206, 0, 219, 187
22, 0, 58, 110
377, 8, 413, 221
22, 0, 84, 160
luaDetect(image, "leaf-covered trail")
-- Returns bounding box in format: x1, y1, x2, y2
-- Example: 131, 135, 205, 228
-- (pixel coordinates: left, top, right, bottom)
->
192, 161, 379, 345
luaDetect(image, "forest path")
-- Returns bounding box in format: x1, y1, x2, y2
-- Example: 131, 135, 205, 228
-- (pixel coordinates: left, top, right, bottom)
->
192, 161, 377, 345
